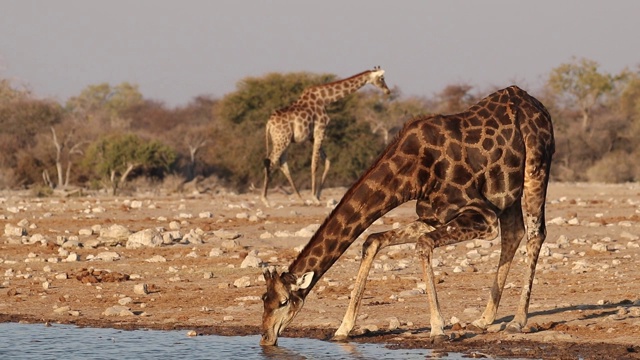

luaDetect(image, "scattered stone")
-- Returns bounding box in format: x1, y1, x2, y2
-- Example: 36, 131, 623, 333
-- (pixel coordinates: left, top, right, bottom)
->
233, 276, 251, 288
209, 248, 224, 257
4, 224, 26, 237
182, 229, 204, 245
65, 253, 79, 262
399, 289, 423, 297
486, 322, 506, 333
103, 305, 134, 317
547, 217, 566, 225
221, 239, 240, 249
53, 306, 70, 315
240, 254, 263, 268
187, 330, 197, 337
78, 228, 93, 236
388, 316, 401, 330
98, 225, 131, 246
93, 251, 121, 261
214, 230, 241, 240
198, 212, 213, 219
295, 224, 320, 237
146, 255, 167, 263
134, 284, 149, 295
127, 228, 163, 249
592, 243, 609, 252
116, 296, 132, 305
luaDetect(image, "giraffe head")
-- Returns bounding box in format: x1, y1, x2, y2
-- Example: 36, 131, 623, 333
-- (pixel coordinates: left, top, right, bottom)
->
369, 66, 391, 95
260, 268, 314, 346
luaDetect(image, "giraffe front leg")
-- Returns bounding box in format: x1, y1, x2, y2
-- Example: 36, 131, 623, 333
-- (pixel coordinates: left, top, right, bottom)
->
417, 206, 499, 341
332, 234, 382, 341
416, 237, 447, 341
316, 148, 330, 202
333, 222, 433, 341
280, 162, 302, 200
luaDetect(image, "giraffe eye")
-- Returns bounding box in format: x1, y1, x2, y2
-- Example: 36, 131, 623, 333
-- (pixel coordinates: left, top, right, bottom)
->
279, 298, 289, 307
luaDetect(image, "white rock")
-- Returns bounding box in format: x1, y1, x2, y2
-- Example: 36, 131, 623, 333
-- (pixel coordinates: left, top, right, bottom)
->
221, 239, 239, 249
130, 200, 143, 209
145, 255, 167, 263
240, 255, 263, 268
199, 212, 213, 219
94, 251, 121, 261
98, 224, 131, 245
388, 316, 401, 330
4, 224, 26, 237
295, 224, 320, 237
182, 230, 204, 245
118, 297, 133, 305
398, 289, 423, 297
65, 253, 79, 262
127, 228, 163, 249
78, 229, 93, 236
209, 248, 224, 257
591, 243, 609, 252
103, 305, 134, 317
53, 306, 70, 315
259, 232, 274, 239
620, 231, 639, 241
214, 230, 241, 240
134, 283, 149, 295
233, 276, 251, 288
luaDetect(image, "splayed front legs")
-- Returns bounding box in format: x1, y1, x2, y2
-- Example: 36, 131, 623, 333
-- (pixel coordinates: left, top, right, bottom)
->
332, 221, 434, 341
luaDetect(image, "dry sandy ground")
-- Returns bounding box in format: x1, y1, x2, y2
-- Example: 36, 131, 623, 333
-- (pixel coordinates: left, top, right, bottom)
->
1, 182, 640, 359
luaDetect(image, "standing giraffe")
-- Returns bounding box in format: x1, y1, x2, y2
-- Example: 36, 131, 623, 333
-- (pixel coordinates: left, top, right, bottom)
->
260, 86, 555, 346
261, 67, 391, 206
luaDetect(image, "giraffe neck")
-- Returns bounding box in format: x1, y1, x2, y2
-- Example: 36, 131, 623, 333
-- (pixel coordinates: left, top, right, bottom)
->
288, 136, 423, 296
302, 70, 373, 105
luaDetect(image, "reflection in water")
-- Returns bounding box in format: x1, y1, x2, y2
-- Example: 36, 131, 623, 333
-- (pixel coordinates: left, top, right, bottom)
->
0, 323, 465, 360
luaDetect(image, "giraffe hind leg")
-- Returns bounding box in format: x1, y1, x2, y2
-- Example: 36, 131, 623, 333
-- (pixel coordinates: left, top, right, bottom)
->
472, 200, 524, 330
506, 164, 551, 332
416, 206, 499, 339
261, 159, 272, 207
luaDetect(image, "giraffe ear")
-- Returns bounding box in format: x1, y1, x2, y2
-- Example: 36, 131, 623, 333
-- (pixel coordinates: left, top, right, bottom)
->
296, 272, 314, 290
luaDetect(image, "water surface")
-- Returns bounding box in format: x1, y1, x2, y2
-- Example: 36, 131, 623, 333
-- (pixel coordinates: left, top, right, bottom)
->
0, 322, 467, 359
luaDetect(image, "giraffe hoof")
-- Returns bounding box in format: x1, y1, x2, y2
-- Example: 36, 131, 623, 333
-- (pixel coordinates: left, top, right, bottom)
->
465, 323, 485, 333
430, 334, 449, 344
505, 323, 523, 334
330, 334, 350, 342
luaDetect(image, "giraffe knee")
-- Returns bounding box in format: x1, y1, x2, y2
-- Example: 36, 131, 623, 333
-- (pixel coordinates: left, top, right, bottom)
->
416, 237, 435, 258
362, 233, 384, 257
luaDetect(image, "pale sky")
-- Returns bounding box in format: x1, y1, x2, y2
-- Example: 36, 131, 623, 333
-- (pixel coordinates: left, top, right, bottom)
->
1, 0, 638, 107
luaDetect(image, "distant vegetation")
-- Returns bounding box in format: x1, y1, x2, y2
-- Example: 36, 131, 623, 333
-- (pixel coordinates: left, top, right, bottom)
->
1, 57, 639, 195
